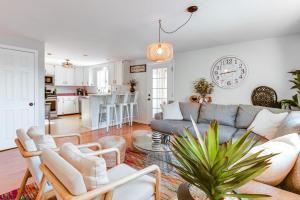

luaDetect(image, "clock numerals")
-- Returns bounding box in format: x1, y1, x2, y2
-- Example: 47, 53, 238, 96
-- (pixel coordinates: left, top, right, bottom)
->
211, 56, 247, 89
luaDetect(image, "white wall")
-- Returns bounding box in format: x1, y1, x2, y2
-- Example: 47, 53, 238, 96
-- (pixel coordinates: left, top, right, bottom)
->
0, 32, 45, 126
174, 34, 300, 104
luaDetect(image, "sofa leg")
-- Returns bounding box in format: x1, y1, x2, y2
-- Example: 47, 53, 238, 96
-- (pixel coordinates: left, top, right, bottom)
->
16, 169, 31, 200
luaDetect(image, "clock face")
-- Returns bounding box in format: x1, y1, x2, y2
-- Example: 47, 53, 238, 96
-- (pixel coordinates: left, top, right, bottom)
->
211, 56, 248, 89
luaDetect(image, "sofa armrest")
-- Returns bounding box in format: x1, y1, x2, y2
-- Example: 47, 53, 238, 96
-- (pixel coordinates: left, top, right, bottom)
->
237, 180, 300, 200
154, 112, 163, 120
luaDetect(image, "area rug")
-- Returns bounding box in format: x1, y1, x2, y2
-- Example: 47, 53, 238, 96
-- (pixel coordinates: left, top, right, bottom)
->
0, 148, 183, 200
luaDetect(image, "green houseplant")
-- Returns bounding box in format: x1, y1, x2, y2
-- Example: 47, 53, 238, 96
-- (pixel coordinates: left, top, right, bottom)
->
193, 78, 214, 97
280, 70, 300, 110
171, 119, 275, 200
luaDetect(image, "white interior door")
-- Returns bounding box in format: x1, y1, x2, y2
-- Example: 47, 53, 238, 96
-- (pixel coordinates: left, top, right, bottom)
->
146, 61, 174, 123
0, 47, 36, 150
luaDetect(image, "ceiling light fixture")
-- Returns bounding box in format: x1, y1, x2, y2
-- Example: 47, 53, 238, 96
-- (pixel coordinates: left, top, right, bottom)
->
146, 5, 198, 62
63, 59, 73, 68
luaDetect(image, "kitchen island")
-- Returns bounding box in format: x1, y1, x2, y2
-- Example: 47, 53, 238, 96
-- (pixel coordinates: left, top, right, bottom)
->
81, 94, 133, 130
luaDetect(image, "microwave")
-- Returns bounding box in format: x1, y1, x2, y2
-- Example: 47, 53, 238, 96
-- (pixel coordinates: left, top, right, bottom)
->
45, 76, 54, 85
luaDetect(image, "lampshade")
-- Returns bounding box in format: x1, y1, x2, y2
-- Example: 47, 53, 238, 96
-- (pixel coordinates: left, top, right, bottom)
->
146, 43, 173, 62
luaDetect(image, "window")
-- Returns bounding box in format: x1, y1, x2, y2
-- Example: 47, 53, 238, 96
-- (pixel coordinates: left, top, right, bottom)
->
152, 67, 168, 117
97, 67, 109, 93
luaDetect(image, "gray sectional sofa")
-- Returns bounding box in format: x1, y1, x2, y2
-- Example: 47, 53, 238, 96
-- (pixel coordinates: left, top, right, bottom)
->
151, 102, 299, 143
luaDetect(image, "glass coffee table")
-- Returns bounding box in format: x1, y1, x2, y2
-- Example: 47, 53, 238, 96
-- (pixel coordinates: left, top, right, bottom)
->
133, 132, 174, 173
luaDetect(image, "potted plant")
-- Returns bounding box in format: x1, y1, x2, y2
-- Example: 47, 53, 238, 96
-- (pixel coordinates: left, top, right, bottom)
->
280, 70, 300, 110
128, 79, 137, 93
171, 119, 275, 200
193, 78, 214, 103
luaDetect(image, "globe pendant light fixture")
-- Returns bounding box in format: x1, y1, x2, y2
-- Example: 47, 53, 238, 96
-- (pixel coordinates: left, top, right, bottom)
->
146, 5, 198, 62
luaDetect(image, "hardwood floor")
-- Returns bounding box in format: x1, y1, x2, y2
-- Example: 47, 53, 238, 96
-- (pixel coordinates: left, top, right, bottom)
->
0, 123, 151, 195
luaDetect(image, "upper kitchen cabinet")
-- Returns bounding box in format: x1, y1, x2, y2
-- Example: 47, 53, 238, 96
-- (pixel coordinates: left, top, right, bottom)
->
74, 66, 95, 86
108, 61, 128, 85
45, 64, 55, 76
54, 65, 74, 86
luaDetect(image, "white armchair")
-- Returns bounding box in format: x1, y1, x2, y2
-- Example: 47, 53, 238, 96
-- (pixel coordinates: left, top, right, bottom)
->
15, 128, 101, 200
37, 147, 161, 200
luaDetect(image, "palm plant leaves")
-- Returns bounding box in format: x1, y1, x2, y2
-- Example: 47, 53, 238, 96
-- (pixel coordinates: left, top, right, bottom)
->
171, 119, 275, 199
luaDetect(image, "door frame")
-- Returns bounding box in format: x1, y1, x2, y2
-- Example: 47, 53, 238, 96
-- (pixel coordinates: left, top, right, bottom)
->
0, 44, 39, 126
146, 60, 175, 123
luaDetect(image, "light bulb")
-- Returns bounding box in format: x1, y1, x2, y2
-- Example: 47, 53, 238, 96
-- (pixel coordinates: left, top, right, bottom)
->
156, 47, 163, 55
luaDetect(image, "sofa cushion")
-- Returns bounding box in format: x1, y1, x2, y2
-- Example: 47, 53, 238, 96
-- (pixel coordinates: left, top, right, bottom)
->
151, 120, 192, 135
275, 111, 300, 137
42, 148, 87, 196
232, 129, 267, 145
198, 103, 238, 126
236, 104, 287, 129
59, 143, 109, 191
282, 151, 300, 195
248, 109, 288, 140
250, 133, 300, 186
188, 123, 237, 144
107, 164, 155, 200
179, 102, 201, 121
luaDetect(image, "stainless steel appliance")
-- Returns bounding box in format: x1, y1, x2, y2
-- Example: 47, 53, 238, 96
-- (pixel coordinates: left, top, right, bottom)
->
45, 76, 54, 85
45, 94, 57, 118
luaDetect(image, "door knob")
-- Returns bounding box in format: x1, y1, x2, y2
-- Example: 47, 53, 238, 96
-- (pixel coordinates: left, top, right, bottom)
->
147, 98, 151, 101
29, 102, 34, 106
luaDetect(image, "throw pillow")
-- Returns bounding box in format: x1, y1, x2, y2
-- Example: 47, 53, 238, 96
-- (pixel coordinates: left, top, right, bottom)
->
248, 133, 300, 186
27, 126, 44, 138
248, 109, 288, 140
275, 111, 300, 138
161, 101, 183, 120
31, 135, 57, 151
60, 143, 109, 191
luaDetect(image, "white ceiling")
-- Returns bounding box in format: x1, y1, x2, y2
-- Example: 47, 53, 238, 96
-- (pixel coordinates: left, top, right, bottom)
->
0, 0, 300, 65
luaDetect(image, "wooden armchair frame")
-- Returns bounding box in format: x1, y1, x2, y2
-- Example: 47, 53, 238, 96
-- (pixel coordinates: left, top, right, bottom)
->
37, 148, 161, 200
15, 134, 101, 200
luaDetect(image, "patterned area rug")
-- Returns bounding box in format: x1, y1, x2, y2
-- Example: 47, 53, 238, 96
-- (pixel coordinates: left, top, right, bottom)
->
0, 149, 183, 200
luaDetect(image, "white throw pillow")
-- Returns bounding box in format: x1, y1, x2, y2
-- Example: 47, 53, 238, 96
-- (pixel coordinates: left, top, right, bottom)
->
161, 101, 183, 120
249, 133, 300, 186
60, 143, 109, 191
27, 126, 44, 138
31, 135, 57, 151
248, 109, 288, 140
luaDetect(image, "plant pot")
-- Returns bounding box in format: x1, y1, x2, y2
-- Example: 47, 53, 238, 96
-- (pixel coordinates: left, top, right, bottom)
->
177, 183, 240, 200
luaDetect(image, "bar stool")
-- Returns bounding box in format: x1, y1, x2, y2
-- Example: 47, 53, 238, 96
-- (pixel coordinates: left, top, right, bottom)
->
129, 91, 139, 126
117, 92, 130, 128
98, 92, 118, 132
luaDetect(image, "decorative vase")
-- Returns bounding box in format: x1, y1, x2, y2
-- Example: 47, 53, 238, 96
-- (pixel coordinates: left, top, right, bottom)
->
130, 85, 135, 93
189, 184, 240, 200
152, 132, 161, 144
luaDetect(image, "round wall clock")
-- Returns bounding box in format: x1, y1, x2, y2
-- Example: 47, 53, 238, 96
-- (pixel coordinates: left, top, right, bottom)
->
211, 56, 248, 89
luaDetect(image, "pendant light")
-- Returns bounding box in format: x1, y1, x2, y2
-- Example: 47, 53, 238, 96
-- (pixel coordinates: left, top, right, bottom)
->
146, 6, 198, 62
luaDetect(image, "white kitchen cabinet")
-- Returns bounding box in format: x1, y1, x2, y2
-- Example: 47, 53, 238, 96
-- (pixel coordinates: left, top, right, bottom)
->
54, 65, 74, 86
74, 66, 84, 86
108, 61, 124, 85
45, 64, 55, 76
57, 96, 79, 115
57, 96, 64, 115
74, 66, 95, 86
